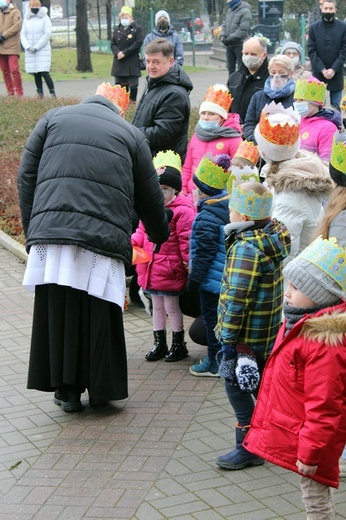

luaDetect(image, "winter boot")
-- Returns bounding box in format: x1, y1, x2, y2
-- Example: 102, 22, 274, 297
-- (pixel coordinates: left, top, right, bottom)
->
165, 331, 189, 362
50, 89, 56, 98
36, 89, 44, 99
145, 330, 168, 361
216, 423, 264, 470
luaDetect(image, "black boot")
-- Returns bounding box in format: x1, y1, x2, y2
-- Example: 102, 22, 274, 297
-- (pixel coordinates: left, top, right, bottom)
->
36, 89, 43, 99
145, 330, 168, 361
49, 89, 56, 98
165, 331, 189, 362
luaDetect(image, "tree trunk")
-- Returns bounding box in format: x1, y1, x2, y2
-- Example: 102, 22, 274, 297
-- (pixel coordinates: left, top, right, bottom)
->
106, 0, 112, 41
76, 0, 93, 72
40, 0, 51, 16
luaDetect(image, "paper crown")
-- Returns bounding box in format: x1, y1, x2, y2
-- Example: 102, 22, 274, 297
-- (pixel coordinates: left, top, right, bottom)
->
299, 237, 346, 292
120, 5, 132, 16
95, 82, 130, 113
227, 164, 259, 193
194, 153, 231, 195
203, 85, 233, 113
330, 131, 346, 186
153, 150, 182, 172
294, 77, 326, 105
258, 102, 300, 147
341, 95, 346, 112
234, 140, 260, 165
229, 183, 272, 219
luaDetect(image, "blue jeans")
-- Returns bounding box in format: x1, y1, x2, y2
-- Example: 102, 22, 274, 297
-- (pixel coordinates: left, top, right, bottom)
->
329, 90, 342, 111
199, 290, 221, 361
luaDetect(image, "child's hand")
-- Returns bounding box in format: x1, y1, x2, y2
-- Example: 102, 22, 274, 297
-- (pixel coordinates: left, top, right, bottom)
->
182, 261, 189, 271
296, 460, 317, 475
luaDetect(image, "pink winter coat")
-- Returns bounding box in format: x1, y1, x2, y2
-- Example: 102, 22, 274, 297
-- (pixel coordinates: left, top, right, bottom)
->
299, 110, 340, 162
244, 302, 346, 489
131, 194, 195, 292
182, 114, 242, 195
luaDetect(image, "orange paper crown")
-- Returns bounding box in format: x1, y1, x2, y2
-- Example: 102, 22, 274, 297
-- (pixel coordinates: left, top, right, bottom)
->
204, 85, 233, 112
234, 140, 260, 165
259, 102, 300, 147
96, 82, 130, 113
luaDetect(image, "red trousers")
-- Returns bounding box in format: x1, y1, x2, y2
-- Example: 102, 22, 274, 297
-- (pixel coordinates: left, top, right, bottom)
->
0, 54, 24, 96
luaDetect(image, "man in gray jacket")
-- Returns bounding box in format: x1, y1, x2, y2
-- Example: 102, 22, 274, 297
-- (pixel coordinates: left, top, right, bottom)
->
219, 0, 252, 74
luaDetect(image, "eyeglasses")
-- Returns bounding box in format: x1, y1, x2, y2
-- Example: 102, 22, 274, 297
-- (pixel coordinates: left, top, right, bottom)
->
269, 74, 289, 79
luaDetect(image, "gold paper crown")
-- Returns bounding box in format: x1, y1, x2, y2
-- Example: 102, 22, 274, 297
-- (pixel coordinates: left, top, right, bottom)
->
194, 153, 231, 190
153, 150, 182, 172
120, 5, 132, 16
203, 85, 233, 112
299, 237, 346, 292
330, 134, 346, 174
259, 102, 300, 147
234, 141, 260, 165
95, 82, 130, 113
294, 77, 326, 105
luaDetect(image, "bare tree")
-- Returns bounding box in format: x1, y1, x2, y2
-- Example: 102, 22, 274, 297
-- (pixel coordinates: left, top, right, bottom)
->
76, 0, 93, 72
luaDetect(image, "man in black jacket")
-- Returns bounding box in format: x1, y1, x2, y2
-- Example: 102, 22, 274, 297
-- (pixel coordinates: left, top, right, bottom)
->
227, 37, 269, 124
17, 84, 170, 413
132, 38, 193, 162
308, 0, 346, 111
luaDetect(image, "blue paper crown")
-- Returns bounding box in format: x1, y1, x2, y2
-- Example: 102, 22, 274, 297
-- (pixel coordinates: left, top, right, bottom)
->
229, 184, 272, 220
299, 237, 346, 291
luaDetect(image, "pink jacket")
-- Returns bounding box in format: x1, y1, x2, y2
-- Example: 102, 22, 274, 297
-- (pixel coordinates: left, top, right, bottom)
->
182, 114, 242, 195
299, 111, 340, 162
131, 194, 195, 292
244, 302, 346, 489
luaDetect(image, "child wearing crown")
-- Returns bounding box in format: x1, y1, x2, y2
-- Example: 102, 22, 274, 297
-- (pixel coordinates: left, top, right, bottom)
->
131, 151, 195, 362
214, 182, 291, 470
182, 84, 242, 197
245, 236, 346, 518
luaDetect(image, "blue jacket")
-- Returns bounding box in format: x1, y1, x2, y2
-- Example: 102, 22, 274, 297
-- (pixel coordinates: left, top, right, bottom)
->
189, 192, 230, 294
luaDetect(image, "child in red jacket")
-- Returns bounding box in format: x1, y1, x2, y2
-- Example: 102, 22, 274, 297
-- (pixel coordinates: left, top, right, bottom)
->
132, 150, 195, 362
245, 236, 346, 518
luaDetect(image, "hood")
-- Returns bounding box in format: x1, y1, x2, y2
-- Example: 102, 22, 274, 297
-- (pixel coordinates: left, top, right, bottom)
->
198, 193, 230, 221
152, 25, 176, 37
147, 64, 193, 92
223, 113, 242, 133
299, 304, 346, 346
308, 108, 341, 128
235, 219, 291, 266
26, 5, 48, 18
265, 150, 332, 197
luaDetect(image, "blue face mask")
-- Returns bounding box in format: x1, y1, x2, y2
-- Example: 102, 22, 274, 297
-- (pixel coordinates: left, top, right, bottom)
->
293, 101, 311, 118
120, 18, 131, 27
199, 119, 220, 130
0, 1, 8, 9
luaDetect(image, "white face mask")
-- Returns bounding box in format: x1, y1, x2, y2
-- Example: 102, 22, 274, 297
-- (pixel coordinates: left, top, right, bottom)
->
120, 18, 131, 27
291, 56, 300, 65
242, 55, 263, 70
269, 74, 289, 91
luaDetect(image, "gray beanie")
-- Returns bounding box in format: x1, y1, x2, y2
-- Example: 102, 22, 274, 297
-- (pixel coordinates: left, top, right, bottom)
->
283, 258, 344, 306
155, 10, 170, 25
281, 41, 302, 58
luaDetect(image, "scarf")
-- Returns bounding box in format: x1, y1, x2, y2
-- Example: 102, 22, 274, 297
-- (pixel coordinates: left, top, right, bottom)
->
263, 77, 296, 100
195, 123, 241, 142
283, 303, 324, 335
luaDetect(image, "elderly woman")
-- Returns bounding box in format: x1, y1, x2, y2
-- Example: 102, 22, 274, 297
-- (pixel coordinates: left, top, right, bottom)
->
110, 5, 143, 104
243, 55, 296, 142
281, 41, 312, 81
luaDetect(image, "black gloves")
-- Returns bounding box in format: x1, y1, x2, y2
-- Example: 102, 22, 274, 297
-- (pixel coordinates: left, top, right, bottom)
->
0, 34, 5, 44
220, 36, 227, 46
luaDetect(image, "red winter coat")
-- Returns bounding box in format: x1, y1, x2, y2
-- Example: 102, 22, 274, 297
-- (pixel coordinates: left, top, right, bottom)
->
131, 194, 195, 292
245, 302, 346, 489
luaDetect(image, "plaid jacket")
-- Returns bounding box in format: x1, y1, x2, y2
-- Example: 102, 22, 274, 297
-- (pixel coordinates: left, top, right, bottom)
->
215, 219, 291, 360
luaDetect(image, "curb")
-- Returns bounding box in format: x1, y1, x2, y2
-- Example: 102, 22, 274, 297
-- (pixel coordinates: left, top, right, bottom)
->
0, 229, 27, 263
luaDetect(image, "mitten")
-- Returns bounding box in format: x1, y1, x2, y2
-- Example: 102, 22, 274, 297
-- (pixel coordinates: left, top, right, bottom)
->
235, 342, 260, 392
216, 344, 236, 382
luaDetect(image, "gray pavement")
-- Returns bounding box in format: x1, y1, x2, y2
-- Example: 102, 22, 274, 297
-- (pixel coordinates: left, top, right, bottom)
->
1, 236, 346, 519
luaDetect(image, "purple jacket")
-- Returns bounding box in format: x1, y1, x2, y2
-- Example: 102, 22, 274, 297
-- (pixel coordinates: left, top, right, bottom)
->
132, 194, 195, 292
299, 109, 340, 161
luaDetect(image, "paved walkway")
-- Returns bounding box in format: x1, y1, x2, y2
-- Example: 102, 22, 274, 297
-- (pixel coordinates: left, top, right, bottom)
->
1, 241, 346, 519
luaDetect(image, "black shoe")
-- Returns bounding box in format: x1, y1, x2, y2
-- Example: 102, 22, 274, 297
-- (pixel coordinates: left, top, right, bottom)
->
54, 388, 83, 413
89, 398, 108, 408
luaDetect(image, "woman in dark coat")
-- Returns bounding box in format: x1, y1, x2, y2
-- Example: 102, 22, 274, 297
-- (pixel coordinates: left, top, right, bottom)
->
111, 5, 143, 103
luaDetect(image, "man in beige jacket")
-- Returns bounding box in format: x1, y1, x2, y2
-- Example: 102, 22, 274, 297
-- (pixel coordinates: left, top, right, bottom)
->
0, 0, 23, 96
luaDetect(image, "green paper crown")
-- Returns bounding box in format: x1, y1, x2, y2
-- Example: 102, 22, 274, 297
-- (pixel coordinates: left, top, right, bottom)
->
194, 156, 230, 190
294, 78, 326, 104
229, 184, 272, 220
299, 237, 346, 292
330, 134, 346, 175
153, 150, 182, 172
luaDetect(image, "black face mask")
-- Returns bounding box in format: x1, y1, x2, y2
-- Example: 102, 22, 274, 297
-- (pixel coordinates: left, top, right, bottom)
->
31, 8, 39, 14
322, 12, 335, 22
157, 20, 169, 31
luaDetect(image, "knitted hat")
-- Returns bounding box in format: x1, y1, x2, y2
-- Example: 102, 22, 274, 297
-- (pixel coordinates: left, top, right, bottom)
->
281, 41, 302, 58
229, 182, 273, 219
199, 84, 232, 120
294, 77, 326, 106
283, 237, 346, 306
155, 10, 170, 25
120, 5, 132, 16
95, 82, 130, 113
193, 153, 231, 196
329, 130, 346, 187
153, 150, 182, 192
254, 102, 300, 162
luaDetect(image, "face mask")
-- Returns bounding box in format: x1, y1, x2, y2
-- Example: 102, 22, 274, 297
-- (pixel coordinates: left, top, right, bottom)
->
242, 55, 263, 71
120, 18, 131, 27
31, 8, 39, 14
291, 57, 300, 65
293, 101, 312, 118
322, 12, 335, 22
199, 119, 220, 130
0, 1, 8, 9
157, 20, 169, 31
269, 74, 289, 91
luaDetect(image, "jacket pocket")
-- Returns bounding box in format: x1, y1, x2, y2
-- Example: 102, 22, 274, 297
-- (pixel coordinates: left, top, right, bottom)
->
266, 406, 303, 434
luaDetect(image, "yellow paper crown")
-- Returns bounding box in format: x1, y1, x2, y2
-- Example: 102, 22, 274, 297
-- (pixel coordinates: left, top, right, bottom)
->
120, 5, 132, 16
294, 77, 326, 105
299, 237, 346, 292
194, 153, 231, 191
340, 95, 346, 112
203, 85, 233, 112
153, 150, 182, 172
234, 141, 260, 165
95, 82, 130, 113
330, 133, 346, 176
259, 102, 300, 147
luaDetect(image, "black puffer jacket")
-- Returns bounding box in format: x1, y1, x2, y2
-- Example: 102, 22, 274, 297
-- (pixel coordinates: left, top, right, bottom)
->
132, 65, 193, 160
17, 96, 170, 270
110, 21, 143, 78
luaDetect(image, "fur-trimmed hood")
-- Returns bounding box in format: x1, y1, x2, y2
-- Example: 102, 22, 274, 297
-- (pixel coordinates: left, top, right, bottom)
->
300, 308, 346, 347
26, 6, 48, 19
264, 150, 332, 197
